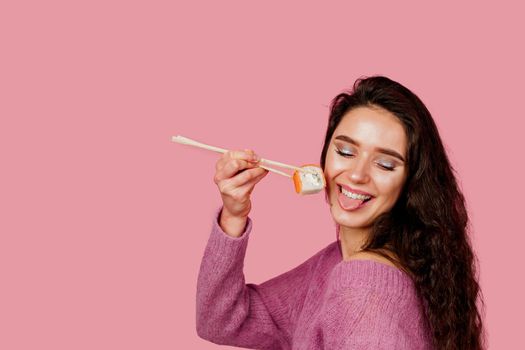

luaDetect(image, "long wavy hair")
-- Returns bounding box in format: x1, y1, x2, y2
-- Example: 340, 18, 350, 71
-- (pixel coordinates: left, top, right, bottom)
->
320, 76, 485, 350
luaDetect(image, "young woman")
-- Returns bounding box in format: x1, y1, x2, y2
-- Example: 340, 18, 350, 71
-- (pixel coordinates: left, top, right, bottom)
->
196, 76, 485, 349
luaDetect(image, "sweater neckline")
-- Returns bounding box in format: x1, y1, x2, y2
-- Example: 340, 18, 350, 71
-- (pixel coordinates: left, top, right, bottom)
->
334, 239, 414, 280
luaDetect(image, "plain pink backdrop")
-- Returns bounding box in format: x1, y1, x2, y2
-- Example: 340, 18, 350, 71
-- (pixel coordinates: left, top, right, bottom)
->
1, 1, 523, 349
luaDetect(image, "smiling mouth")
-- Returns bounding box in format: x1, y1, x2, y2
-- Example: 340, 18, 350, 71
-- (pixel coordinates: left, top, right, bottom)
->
337, 185, 374, 210
338, 185, 373, 202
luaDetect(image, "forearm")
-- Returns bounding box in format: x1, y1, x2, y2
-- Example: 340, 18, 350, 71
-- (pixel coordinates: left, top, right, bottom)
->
196, 208, 287, 348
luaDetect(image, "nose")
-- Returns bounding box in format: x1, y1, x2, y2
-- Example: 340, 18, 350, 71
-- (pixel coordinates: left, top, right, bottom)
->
348, 158, 370, 184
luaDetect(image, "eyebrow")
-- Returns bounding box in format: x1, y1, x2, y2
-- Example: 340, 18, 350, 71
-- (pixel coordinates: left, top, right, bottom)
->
334, 135, 406, 162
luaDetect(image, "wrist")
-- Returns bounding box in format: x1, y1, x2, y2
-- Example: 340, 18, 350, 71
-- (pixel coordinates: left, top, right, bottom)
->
219, 209, 248, 238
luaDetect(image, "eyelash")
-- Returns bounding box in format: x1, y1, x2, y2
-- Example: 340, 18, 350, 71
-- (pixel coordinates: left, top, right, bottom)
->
335, 149, 395, 171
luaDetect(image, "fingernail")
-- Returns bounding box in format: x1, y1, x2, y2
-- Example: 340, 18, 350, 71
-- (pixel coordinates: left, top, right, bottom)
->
252, 154, 260, 161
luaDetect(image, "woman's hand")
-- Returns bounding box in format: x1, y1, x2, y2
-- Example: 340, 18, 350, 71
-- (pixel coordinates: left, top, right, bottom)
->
214, 149, 269, 237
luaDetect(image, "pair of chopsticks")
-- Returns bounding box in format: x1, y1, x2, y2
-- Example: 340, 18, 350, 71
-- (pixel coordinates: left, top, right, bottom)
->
171, 135, 315, 177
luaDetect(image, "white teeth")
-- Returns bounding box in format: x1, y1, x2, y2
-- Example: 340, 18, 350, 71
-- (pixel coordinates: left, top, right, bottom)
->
341, 187, 371, 200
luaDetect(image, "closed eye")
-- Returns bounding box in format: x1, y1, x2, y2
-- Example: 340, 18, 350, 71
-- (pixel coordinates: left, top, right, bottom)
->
377, 162, 395, 171
336, 148, 397, 171
335, 149, 354, 157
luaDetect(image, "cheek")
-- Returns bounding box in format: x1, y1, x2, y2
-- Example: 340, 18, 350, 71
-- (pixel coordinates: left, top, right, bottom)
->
324, 150, 346, 179
375, 173, 405, 200
324, 153, 340, 196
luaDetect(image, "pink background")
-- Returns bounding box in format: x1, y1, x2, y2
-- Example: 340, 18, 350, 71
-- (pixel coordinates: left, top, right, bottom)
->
1, 1, 523, 349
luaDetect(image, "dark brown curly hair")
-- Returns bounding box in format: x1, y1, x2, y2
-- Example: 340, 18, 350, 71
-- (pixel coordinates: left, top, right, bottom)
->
320, 76, 486, 349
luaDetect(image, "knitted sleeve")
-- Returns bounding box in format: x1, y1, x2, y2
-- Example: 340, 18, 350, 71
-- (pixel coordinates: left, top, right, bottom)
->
318, 260, 431, 350
196, 207, 322, 349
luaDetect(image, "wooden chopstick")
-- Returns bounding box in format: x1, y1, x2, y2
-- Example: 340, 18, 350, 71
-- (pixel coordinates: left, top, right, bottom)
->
171, 135, 314, 177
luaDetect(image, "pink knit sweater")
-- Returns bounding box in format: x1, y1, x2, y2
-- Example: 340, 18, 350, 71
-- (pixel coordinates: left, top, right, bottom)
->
196, 208, 433, 349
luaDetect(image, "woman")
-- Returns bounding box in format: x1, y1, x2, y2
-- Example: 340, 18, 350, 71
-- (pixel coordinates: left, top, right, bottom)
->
196, 76, 485, 349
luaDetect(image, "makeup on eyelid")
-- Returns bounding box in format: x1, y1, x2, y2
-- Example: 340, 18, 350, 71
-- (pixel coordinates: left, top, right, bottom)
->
334, 135, 405, 162
335, 147, 398, 171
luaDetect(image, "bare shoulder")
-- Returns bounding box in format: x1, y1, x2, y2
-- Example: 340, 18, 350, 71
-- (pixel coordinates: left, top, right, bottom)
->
345, 250, 415, 278
346, 251, 398, 268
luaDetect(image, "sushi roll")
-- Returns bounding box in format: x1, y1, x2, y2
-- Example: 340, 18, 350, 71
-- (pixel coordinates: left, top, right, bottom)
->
293, 165, 326, 195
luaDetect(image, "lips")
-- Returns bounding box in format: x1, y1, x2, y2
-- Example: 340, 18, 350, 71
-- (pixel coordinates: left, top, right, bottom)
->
338, 191, 374, 211
338, 183, 374, 197
337, 184, 375, 211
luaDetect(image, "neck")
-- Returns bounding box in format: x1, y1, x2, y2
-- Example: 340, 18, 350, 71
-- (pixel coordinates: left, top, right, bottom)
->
338, 225, 371, 260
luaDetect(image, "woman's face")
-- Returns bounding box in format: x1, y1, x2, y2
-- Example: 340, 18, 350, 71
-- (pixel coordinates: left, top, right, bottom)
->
324, 106, 408, 230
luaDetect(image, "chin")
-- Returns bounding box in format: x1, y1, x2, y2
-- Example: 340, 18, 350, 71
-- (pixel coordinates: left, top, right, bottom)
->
329, 204, 375, 229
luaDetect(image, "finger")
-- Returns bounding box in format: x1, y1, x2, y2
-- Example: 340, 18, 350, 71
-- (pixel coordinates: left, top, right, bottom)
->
243, 149, 261, 163
235, 170, 269, 197
218, 167, 266, 193
220, 148, 261, 176
215, 158, 257, 183
216, 149, 259, 172
229, 149, 260, 163
227, 167, 268, 188
216, 150, 237, 172
220, 169, 268, 200
241, 168, 269, 188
